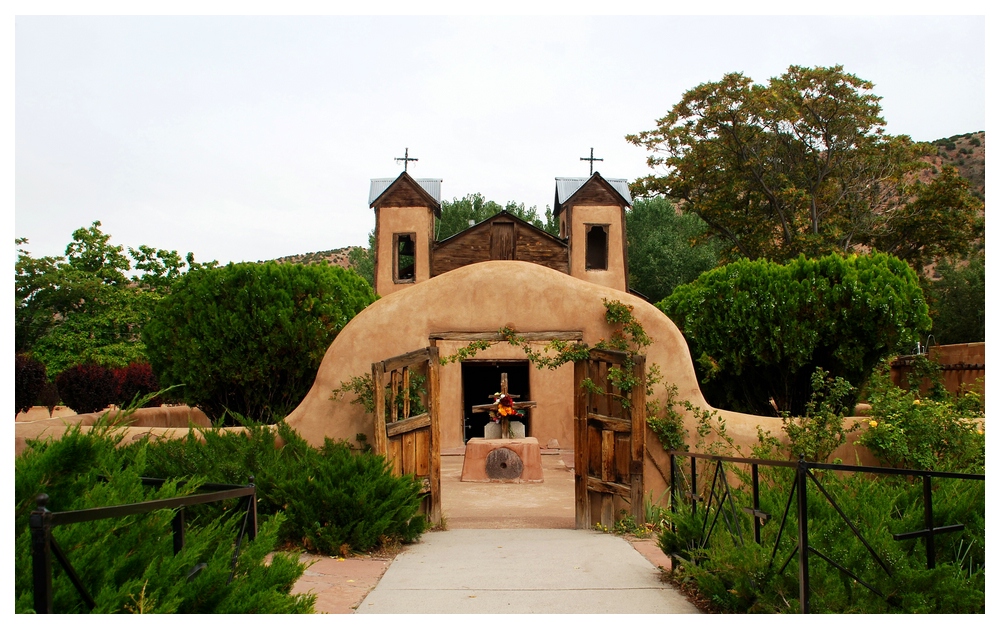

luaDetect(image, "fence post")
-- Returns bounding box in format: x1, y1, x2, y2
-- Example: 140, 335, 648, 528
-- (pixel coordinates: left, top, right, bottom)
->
29, 494, 53, 614
247, 476, 258, 542
752, 463, 761, 545
796, 455, 809, 614
172, 508, 186, 555
690, 456, 698, 516
923, 475, 935, 569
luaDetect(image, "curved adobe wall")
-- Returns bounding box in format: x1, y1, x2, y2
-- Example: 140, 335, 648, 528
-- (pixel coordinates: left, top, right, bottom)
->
285, 259, 779, 478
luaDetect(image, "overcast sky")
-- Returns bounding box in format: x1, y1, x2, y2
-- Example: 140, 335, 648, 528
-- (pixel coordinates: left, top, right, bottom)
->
13, 9, 988, 268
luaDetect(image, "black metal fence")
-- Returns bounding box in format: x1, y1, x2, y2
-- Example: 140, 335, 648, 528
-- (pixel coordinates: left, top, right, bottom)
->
29, 477, 258, 614
666, 451, 985, 613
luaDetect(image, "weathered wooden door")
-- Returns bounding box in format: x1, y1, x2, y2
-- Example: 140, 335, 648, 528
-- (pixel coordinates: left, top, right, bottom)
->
574, 348, 646, 529
372, 347, 442, 525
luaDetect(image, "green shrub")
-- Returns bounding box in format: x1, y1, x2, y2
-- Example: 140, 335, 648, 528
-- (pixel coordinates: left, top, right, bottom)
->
15, 354, 47, 416
659, 462, 984, 613
659, 252, 929, 416
857, 363, 984, 472
133, 422, 427, 555
56, 363, 119, 414
143, 261, 375, 422
14, 426, 314, 613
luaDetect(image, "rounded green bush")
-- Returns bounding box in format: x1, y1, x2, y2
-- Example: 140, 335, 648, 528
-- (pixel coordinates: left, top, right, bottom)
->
143, 262, 375, 421
658, 252, 931, 416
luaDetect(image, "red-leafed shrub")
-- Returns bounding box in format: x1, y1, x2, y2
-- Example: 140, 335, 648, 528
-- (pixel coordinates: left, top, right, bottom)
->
56, 363, 118, 415
114, 362, 162, 407
15, 354, 47, 416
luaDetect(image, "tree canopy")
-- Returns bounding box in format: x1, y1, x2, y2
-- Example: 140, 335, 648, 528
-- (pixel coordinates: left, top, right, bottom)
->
625, 197, 722, 303
15, 222, 215, 376
435, 193, 558, 241
626, 65, 983, 268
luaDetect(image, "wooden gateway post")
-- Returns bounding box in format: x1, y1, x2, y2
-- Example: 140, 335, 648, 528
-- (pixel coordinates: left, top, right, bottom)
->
461, 372, 544, 483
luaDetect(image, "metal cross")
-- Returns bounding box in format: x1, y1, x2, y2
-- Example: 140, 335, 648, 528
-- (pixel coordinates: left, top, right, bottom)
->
395, 148, 418, 172
580, 147, 603, 175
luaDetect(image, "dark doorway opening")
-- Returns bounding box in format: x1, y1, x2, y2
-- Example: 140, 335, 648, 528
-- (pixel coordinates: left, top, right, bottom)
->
461, 360, 530, 442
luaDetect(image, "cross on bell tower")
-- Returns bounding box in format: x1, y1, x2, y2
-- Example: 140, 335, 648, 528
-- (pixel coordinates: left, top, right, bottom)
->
580, 147, 603, 175
395, 147, 418, 172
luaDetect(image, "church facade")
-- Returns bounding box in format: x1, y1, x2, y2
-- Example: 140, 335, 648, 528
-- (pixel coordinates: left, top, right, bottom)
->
285, 169, 773, 522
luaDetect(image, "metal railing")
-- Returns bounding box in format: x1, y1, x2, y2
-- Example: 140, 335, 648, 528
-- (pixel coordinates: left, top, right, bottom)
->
29, 476, 258, 614
666, 451, 984, 613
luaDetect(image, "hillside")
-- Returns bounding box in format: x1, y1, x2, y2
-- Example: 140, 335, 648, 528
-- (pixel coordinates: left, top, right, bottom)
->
271, 246, 361, 269
924, 130, 985, 201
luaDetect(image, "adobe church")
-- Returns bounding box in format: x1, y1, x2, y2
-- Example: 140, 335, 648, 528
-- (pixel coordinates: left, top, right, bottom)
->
284, 168, 768, 526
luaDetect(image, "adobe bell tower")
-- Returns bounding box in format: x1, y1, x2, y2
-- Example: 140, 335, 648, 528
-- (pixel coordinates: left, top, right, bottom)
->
368, 171, 442, 297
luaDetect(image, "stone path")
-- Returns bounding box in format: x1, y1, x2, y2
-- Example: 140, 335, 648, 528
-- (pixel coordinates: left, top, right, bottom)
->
355, 528, 698, 614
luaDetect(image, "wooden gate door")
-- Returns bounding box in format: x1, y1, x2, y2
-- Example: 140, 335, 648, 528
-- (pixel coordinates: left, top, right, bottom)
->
372, 347, 442, 525
574, 348, 646, 529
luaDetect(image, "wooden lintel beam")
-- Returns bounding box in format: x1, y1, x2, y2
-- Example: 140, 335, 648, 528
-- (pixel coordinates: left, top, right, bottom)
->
428, 331, 584, 342
381, 348, 432, 373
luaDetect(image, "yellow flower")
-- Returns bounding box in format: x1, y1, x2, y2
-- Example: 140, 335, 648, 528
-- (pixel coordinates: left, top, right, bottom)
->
978, 429, 984, 435
913, 399, 921, 405
869, 420, 878, 428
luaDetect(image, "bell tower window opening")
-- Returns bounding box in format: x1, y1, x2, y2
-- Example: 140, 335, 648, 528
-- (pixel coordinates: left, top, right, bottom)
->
394, 233, 416, 282
585, 224, 608, 270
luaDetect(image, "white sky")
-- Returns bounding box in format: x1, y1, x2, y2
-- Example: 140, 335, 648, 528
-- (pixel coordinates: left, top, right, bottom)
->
11, 4, 990, 267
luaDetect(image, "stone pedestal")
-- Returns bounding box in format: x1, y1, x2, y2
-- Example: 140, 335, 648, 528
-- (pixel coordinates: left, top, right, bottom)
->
460, 437, 544, 483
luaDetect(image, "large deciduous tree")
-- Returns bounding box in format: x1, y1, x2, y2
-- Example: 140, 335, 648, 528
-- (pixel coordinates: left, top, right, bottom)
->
626, 65, 982, 268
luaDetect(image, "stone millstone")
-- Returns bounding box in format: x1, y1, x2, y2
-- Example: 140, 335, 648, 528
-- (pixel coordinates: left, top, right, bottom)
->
485, 447, 524, 480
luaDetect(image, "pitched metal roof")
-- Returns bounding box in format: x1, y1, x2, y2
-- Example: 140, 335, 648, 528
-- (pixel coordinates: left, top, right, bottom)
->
369, 176, 442, 206
554, 174, 632, 206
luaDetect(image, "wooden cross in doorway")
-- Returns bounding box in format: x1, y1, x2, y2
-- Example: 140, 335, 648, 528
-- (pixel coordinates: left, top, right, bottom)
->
580, 147, 603, 175
471, 373, 537, 439
395, 147, 418, 172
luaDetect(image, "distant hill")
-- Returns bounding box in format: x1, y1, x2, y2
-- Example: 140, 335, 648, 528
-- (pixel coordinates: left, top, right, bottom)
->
271, 246, 362, 269
923, 130, 985, 201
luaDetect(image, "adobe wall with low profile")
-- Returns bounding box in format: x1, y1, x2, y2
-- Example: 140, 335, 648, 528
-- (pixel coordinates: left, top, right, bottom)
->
14, 405, 213, 456
891, 342, 986, 398
284, 260, 789, 491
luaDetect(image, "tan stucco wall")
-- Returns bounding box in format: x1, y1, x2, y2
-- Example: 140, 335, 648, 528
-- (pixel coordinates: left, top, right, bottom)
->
567, 205, 626, 292
14, 405, 215, 456
286, 260, 784, 466
374, 205, 434, 298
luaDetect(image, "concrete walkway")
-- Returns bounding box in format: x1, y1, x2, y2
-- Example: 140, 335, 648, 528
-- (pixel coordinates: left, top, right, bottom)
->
355, 528, 699, 614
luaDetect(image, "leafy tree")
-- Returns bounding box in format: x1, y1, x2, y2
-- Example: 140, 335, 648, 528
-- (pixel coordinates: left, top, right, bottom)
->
435, 193, 557, 241
626, 65, 982, 268
143, 261, 375, 422
347, 229, 376, 288
625, 196, 722, 302
658, 252, 930, 416
924, 252, 985, 344
15, 222, 212, 377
